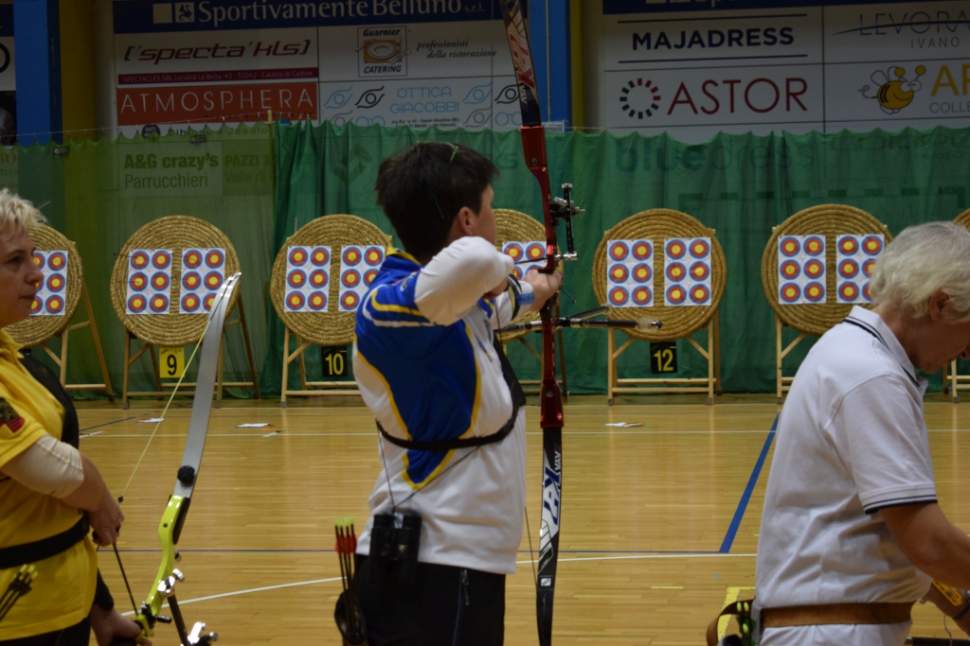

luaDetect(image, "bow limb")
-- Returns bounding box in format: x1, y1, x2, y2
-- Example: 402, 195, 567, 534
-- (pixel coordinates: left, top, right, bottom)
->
127, 272, 240, 645
497, 4, 563, 646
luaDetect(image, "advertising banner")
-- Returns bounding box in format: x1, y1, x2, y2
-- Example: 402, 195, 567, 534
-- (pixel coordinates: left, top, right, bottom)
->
597, 0, 970, 141
111, 0, 517, 132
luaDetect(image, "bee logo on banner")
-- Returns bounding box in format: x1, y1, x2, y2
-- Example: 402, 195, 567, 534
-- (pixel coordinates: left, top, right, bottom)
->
664, 237, 712, 307
502, 241, 545, 281
30, 250, 68, 317
126, 249, 173, 315
606, 239, 653, 308
777, 235, 826, 305
285, 245, 332, 313
339, 245, 385, 312
836, 234, 883, 304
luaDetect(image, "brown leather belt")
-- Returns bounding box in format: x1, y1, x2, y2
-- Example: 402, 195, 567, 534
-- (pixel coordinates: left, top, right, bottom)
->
761, 602, 913, 628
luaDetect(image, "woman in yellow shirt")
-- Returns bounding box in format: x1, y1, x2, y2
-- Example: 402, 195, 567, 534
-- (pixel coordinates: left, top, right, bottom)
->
0, 190, 142, 645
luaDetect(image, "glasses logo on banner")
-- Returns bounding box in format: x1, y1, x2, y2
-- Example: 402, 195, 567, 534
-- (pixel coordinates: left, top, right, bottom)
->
777, 235, 826, 305
285, 245, 332, 313
30, 250, 69, 317
502, 241, 545, 281
180, 248, 226, 313
837, 234, 883, 304
339, 245, 385, 312
127, 249, 173, 315
664, 237, 712, 307
606, 239, 654, 308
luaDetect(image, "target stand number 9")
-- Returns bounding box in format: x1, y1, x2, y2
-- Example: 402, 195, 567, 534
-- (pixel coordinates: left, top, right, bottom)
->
160, 347, 187, 380
109, 217, 261, 408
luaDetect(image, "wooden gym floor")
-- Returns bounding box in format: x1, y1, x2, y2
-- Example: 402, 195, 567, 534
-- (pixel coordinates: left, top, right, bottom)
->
80, 395, 970, 645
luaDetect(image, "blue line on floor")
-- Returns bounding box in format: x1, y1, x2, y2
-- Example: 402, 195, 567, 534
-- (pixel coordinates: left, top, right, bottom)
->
719, 414, 778, 554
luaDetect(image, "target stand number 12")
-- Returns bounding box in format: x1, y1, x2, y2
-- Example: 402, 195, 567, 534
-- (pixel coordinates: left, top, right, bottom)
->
160, 347, 187, 380
650, 342, 678, 374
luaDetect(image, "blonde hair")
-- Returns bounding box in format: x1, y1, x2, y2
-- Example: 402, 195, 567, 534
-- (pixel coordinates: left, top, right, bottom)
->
869, 221, 970, 319
0, 188, 45, 233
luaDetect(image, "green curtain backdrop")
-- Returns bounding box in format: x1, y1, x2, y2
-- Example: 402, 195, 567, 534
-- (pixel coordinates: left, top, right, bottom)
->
5, 123, 969, 395
13, 126, 275, 396
274, 123, 970, 394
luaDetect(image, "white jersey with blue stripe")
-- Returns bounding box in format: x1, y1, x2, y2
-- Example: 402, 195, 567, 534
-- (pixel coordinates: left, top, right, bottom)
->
353, 236, 536, 575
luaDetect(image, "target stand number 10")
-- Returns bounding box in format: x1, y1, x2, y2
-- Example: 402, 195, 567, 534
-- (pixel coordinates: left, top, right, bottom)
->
321, 346, 349, 379
160, 347, 187, 380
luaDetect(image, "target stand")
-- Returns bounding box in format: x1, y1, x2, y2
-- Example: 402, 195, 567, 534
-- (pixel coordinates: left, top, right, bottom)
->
594, 209, 725, 404
761, 204, 892, 402
944, 208, 970, 402
7, 224, 113, 399
494, 208, 568, 397
109, 215, 259, 408
271, 215, 391, 404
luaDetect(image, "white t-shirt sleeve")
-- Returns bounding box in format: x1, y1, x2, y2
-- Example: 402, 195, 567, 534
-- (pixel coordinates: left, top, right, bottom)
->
832, 374, 937, 513
414, 237, 514, 325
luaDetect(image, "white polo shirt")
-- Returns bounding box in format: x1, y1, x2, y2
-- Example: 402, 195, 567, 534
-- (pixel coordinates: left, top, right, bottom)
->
756, 306, 935, 645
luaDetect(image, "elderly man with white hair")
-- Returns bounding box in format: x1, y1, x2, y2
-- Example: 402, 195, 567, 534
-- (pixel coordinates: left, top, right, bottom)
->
755, 221, 970, 645
0, 189, 144, 645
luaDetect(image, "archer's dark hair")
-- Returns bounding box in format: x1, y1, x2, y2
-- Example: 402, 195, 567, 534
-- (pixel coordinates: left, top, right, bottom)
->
375, 142, 498, 262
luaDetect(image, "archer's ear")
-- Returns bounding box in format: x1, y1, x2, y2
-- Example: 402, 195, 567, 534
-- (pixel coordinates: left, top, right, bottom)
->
927, 289, 951, 321
455, 206, 475, 235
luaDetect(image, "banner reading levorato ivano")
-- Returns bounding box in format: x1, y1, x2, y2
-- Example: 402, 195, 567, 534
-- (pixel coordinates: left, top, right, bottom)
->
111, 0, 521, 132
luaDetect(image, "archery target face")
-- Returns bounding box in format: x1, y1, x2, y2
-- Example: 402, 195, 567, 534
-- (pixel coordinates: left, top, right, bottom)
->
777, 235, 826, 305
339, 244, 385, 312
606, 239, 653, 308
29, 250, 69, 317
664, 237, 712, 307
502, 241, 546, 281
284, 245, 332, 313
127, 248, 172, 315
179, 248, 226, 313
836, 234, 883, 304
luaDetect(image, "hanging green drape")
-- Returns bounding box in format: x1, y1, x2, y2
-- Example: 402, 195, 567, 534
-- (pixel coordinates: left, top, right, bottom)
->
273, 123, 970, 394
5, 122, 968, 395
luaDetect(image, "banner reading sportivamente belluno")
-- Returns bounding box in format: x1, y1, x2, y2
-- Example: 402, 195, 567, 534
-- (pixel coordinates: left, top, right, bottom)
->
113, 0, 503, 32
110, 0, 519, 132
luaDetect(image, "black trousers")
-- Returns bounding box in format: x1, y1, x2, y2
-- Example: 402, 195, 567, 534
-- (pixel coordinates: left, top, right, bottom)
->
0, 617, 90, 646
355, 555, 505, 646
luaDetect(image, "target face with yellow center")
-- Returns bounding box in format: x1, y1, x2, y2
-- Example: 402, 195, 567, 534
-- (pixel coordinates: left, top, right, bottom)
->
502, 241, 545, 282
605, 239, 653, 308
179, 248, 226, 313
837, 234, 884, 304
29, 249, 71, 317
339, 245, 385, 313
285, 245, 333, 313
664, 237, 712, 307
127, 248, 172, 316
777, 235, 827, 305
